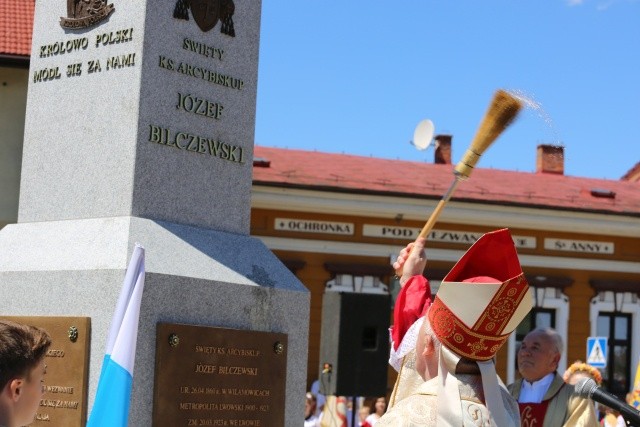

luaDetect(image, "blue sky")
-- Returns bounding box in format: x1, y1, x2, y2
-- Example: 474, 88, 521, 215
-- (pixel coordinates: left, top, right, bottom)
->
255, 1, 640, 180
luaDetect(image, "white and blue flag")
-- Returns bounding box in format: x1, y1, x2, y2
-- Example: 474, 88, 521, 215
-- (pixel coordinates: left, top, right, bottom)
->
87, 244, 145, 427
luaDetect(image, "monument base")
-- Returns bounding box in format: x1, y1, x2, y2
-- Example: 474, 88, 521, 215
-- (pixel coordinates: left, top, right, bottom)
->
0, 216, 309, 426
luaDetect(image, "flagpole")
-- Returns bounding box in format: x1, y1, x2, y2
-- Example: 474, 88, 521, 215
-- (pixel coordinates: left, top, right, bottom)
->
87, 244, 145, 427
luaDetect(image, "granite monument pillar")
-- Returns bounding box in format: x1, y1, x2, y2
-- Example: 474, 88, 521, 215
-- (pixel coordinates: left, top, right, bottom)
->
0, 1, 309, 425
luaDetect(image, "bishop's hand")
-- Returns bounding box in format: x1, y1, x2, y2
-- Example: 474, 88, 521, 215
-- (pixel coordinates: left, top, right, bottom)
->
393, 237, 427, 287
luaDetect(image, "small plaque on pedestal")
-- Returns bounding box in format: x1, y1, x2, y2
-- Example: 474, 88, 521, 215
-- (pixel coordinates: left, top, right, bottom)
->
153, 322, 287, 426
1, 316, 90, 426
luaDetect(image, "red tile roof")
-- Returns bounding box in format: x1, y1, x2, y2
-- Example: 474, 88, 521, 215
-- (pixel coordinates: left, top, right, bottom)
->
0, 0, 34, 56
253, 146, 640, 216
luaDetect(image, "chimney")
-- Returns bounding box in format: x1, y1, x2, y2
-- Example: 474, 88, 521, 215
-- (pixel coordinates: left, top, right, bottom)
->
434, 134, 452, 165
536, 144, 564, 175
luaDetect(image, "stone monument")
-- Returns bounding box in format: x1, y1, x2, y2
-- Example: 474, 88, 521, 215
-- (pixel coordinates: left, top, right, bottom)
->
0, 1, 309, 425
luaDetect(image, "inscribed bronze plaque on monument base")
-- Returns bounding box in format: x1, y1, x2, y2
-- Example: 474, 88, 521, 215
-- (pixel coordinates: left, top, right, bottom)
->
153, 323, 287, 426
1, 316, 90, 426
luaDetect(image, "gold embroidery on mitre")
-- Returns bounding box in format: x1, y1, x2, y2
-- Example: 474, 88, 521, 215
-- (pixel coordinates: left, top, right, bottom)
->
432, 306, 455, 338
467, 338, 489, 357
487, 297, 515, 322
430, 295, 512, 360
474, 274, 528, 335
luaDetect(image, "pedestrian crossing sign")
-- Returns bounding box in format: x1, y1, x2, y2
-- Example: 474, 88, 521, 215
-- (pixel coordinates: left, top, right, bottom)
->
587, 337, 607, 368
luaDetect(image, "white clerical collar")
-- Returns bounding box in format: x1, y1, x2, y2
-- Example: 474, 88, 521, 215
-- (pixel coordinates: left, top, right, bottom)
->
519, 373, 555, 403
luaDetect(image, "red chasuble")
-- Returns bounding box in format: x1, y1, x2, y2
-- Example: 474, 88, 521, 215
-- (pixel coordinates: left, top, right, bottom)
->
518, 384, 564, 427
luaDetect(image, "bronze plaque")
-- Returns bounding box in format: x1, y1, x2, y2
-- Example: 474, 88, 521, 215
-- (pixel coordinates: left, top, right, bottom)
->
153, 323, 287, 426
1, 316, 90, 426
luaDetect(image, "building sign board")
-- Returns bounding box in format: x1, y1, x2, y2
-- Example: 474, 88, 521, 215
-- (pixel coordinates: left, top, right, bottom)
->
544, 238, 614, 254
275, 218, 354, 235
363, 225, 536, 249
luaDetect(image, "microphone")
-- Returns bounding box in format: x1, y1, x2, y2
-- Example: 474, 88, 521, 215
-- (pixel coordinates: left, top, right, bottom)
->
574, 377, 640, 426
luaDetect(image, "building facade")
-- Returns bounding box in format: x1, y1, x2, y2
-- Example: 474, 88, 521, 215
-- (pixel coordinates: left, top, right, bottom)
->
251, 144, 640, 400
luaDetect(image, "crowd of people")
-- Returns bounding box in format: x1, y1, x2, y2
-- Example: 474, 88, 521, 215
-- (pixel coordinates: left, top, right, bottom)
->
0, 230, 637, 427
303, 391, 387, 427
304, 229, 640, 426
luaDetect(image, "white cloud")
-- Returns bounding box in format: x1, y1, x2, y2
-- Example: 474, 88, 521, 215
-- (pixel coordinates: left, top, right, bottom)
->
566, 0, 638, 9
597, 0, 614, 9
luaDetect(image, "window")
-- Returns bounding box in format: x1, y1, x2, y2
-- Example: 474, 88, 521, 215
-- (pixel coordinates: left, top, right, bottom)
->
590, 290, 639, 401
324, 263, 392, 295
325, 274, 389, 294
597, 312, 631, 399
389, 269, 445, 308
515, 307, 556, 342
